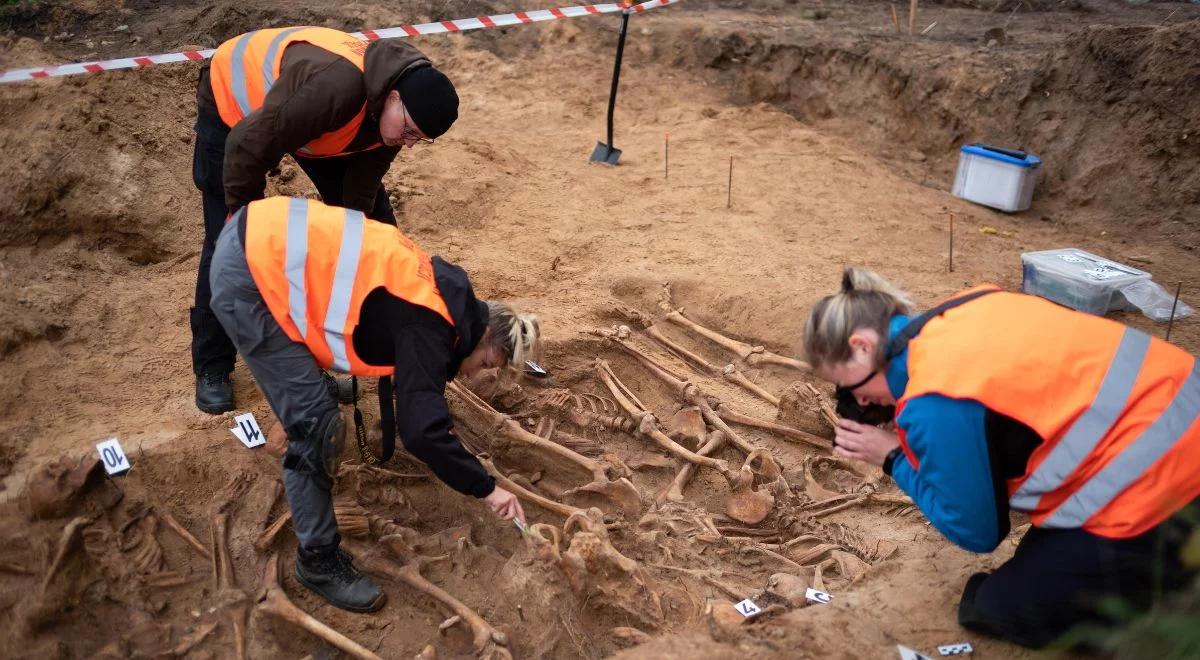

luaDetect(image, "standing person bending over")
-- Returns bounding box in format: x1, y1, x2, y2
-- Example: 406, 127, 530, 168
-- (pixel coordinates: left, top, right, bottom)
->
802, 268, 1200, 648
208, 196, 533, 612
192, 26, 459, 414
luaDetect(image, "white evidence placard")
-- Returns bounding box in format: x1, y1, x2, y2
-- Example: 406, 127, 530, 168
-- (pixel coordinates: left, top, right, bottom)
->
96, 437, 130, 475
230, 412, 266, 448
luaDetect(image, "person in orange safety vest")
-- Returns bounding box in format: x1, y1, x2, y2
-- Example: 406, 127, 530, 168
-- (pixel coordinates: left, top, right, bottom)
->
192, 26, 459, 416
208, 196, 535, 613
802, 267, 1199, 648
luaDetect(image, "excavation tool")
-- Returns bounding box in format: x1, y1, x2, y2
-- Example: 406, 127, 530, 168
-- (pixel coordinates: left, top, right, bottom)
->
589, 7, 631, 165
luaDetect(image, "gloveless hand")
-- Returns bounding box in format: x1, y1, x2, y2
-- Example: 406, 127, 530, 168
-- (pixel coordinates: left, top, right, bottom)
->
833, 418, 900, 467
483, 486, 526, 522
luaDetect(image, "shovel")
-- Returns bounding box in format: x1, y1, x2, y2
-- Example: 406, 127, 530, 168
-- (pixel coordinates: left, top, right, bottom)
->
589, 10, 631, 165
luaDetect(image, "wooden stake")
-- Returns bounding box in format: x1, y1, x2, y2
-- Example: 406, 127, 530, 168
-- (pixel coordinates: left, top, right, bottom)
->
948, 213, 954, 273
727, 156, 733, 209
1166, 281, 1182, 342
908, 0, 918, 35
665, 131, 669, 181
890, 4, 902, 33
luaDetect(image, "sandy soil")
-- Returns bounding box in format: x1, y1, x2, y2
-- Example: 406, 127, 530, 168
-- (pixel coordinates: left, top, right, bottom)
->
0, 0, 1197, 658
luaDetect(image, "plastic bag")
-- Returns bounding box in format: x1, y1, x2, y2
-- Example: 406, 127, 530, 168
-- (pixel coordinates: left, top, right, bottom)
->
1120, 280, 1193, 322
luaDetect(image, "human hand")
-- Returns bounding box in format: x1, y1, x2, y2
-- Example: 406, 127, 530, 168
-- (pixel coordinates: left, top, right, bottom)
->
483, 486, 526, 522
833, 419, 900, 467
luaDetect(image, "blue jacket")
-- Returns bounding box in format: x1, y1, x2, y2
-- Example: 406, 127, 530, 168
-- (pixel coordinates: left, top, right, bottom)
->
886, 315, 1005, 553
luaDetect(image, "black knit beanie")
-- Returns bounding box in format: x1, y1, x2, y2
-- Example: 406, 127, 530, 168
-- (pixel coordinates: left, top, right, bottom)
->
396, 66, 459, 139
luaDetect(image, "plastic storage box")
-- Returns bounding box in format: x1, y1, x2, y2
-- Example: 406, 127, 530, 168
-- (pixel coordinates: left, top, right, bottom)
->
952, 144, 1041, 212
1021, 248, 1151, 315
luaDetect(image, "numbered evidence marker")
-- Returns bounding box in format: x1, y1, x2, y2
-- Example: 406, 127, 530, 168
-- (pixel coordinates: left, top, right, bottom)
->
96, 438, 131, 476
937, 643, 973, 656
805, 587, 833, 605
230, 412, 266, 449
897, 645, 934, 660
734, 598, 762, 618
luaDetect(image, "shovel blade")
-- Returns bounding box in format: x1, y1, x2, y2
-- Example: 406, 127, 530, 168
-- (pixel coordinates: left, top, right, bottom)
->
589, 141, 622, 165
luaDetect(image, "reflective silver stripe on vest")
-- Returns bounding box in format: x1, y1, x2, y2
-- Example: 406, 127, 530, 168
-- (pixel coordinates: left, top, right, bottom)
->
228, 32, 254, 117
284, 198, 309, 339
323, 209, 365, 372
1010, 329, 1151, 511
1040, 363, 1200, 528
260, 27, 305, 91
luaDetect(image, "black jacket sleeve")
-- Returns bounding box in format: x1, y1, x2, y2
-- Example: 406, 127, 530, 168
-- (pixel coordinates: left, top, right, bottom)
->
391, 320, 495, 498
340, 146, 401, 215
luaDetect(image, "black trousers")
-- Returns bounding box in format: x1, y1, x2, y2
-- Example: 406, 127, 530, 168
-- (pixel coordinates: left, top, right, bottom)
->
190, 103, 397, 376
958, 511, 1196, 649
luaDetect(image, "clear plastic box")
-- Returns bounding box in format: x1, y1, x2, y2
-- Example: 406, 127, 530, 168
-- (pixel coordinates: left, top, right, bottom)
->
1021, 248, 1151, 315
952, 144, 1041, 212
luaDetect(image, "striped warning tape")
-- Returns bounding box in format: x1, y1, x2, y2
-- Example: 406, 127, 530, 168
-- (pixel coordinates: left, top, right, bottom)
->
0, 0, 681, 84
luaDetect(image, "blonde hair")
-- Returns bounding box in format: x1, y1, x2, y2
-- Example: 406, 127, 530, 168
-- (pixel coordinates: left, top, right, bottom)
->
802, 268, 916, 371
485, 301, 541, 367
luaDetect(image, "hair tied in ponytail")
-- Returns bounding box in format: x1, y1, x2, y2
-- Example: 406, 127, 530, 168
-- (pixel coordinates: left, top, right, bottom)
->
841, 268, 856, 293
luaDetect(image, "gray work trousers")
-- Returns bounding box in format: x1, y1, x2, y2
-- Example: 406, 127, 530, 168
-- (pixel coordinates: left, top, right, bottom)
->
209, 219, 340, 551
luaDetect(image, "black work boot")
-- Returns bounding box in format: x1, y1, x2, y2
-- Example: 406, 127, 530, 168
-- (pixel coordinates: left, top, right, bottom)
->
195, 371, 234, 414
321, 371, 357, 405
295, 546, 386, 613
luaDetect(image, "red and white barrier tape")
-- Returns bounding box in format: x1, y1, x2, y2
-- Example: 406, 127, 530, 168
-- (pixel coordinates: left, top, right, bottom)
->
0, 0, 681, 84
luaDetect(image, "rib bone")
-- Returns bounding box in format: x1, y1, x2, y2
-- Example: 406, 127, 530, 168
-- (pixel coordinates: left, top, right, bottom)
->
256, 553, 383, 660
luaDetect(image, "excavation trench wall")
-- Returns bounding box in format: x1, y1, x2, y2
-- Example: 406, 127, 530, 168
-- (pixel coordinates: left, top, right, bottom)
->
643, 12, 1200, 246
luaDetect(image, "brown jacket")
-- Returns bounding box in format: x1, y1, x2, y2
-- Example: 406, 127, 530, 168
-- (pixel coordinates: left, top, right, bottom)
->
198, 38, 430, 213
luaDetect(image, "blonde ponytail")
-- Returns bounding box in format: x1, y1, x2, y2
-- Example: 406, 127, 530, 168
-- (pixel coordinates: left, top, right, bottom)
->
803, 267, 915, 370
485, 301, 541, 367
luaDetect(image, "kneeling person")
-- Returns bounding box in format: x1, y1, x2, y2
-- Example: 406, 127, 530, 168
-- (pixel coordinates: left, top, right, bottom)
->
209, 196, 535, 612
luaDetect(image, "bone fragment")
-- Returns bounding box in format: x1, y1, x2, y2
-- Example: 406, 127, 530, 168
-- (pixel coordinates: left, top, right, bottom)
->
255, 511, 292, 553
159, 509, 212, 559
660, 431, 726, 504
722, 364, 780, 406
256, 554, 383, 660
171, 621, 219, 656
663, 310, 810, 371
212, 473, 252, 660
712, 403, 828, 450
806, 383, 840, 429
259, 480, 284, 531
40, 515, 92, 594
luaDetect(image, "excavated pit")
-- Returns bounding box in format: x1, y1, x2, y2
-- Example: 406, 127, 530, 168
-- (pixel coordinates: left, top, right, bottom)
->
1, 0, 1199, 658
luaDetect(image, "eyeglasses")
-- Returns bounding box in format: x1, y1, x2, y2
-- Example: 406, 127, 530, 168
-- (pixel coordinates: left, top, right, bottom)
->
838, 368, 878, 394
400, 105, 434, 145
402, 128, 434, 145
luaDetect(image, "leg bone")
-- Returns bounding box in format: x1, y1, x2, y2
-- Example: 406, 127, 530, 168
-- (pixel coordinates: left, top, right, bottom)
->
256, 553, 383, 660
663, 309, 809, 371
350, 542, 512, 660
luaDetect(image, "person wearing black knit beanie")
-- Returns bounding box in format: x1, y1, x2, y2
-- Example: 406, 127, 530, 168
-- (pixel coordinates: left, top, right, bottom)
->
383, 65, 460, 141
190, 26, 461, 419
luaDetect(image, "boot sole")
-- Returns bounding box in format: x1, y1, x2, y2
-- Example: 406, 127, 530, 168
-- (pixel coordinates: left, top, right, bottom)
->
195, 398, 235, 415
295, 567, 387, 613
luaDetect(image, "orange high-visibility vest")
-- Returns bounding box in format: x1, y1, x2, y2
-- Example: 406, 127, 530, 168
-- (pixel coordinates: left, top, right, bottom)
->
896, 286, 1200, 539
209, 27, 376, 157
243, 196, 453, 376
